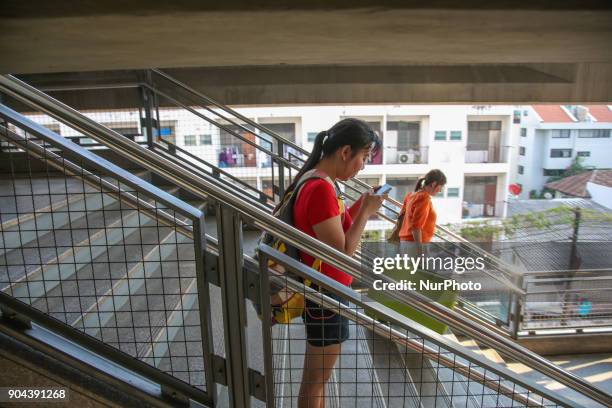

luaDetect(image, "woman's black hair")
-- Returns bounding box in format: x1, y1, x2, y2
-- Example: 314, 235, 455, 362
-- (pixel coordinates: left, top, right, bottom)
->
414, 169, 447, 192
277, 118, 380, 209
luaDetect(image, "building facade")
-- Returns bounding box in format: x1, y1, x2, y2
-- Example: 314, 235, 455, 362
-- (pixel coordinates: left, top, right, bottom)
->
164, 104, 521, 225
514, 105, 612, 199
25, 104, 525, 227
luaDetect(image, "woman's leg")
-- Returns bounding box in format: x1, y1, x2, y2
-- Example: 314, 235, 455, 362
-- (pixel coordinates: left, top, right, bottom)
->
298, 342, 341, 408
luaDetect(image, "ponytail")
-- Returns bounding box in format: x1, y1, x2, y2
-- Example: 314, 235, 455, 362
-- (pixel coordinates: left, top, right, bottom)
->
414, 169, 447, 192
414, 177, 426, 192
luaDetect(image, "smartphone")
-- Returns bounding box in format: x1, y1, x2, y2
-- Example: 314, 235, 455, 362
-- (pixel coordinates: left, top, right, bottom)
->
374, 184, 392, 196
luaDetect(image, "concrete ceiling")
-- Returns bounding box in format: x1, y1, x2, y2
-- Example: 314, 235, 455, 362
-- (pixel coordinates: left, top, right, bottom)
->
1, 1, 611, 104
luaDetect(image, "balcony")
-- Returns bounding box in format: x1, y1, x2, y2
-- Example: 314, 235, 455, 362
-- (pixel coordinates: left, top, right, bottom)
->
385, 145, 429, 165
465, 143, 507, 164
463, 176, 501, 219
462, 201, 504, 218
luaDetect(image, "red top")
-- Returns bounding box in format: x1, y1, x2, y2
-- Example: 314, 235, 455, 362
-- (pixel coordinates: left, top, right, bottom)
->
293, 178, 353, 286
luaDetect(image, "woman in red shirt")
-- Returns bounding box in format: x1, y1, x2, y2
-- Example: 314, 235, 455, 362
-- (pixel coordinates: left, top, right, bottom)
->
282, 118, 385, 408
399, 169, 447, 250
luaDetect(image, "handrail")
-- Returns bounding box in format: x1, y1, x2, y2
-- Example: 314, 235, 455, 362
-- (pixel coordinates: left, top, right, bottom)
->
0, 292, 211, 405
149, 68, 523, 278
3, 74, 610, 406
257, 244, 590, 408
143, 81, 402, 217
154, 139, 272, 202
0, 125, 196, 240
149, 69, 399, 213
0, 104, 201, 223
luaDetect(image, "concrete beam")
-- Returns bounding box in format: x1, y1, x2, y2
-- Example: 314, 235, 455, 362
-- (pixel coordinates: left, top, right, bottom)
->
1, 8, 611, 74
13, 63, 612, 107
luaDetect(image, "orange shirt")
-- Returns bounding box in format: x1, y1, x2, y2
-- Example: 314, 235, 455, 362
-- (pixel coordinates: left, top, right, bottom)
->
398, 190, 437, 243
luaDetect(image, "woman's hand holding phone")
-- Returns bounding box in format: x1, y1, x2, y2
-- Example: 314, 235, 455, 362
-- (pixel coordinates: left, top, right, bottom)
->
361, 190, 386, 216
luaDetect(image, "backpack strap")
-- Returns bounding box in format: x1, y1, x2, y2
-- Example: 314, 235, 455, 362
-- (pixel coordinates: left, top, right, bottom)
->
292, 169, 345, 275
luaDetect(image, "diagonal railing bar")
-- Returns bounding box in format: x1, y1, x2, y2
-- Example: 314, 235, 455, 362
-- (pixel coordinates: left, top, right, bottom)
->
148, 69, 523, 278
257, 243, 588, 408
0, 122, 193, 239
3, 73, 610, 406
154, 138, 272, 202
0, 103, 217, 402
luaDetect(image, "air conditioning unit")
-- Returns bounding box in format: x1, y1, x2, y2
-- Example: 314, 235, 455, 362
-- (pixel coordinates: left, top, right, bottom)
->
397, 151, 415, 164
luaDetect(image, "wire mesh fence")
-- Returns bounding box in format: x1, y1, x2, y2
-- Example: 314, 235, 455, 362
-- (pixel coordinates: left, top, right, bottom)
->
522, 269, 612, 332
257, 247, 569, 408
0, 112, 209, 392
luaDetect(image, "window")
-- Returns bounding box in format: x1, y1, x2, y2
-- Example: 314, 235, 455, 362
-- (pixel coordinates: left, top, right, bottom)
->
577, 151, 591, 157
307, 132, 318, 143
434, 131, 447, 141
518, 165, 524, 175
550, 149, 572, 158
520, 128, 527, 137
578, 129, 610, 138
184, 135, 196, 146
199, 134, 212, 145
551, 129, 570, 138
544, 169, 564, 176
447, 187, 460, 197
513, 110, 521, 124
468, 121, 501, 131
387, 121, 420, 150
450, 131, 462, 141
519, 146, 526, 156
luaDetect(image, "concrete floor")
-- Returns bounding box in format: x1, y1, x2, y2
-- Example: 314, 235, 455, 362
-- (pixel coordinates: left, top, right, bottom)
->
508, 353, 612, 407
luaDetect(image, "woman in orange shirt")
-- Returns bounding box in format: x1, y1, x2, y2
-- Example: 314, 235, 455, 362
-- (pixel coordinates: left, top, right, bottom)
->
399, 169, 447, 250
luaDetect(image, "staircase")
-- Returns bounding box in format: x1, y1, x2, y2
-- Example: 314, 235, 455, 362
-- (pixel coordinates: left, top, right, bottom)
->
0, 73, 610, 408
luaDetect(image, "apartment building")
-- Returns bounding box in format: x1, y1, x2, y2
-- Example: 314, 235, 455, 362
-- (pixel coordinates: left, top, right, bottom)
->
24, 105, 520, 226
162, 104, 519, 226
514, 105, 612, 199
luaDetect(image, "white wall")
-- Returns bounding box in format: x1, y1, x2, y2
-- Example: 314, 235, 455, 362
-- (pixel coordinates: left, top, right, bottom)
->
587, 182, 612, 209
515, 106, 612, 198
25, 104, 518, 226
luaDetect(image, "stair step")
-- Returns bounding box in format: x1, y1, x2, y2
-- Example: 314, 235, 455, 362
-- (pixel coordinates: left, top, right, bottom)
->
364, 329, 422, 408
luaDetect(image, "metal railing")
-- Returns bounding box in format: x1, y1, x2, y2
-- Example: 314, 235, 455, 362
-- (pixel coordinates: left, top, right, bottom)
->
256, 244, 582, 408
142, 69, 525, 329
520, 268, 612, 334
465, 143, 511, 164
0, 106, 215, 405
1, 74, 610, 407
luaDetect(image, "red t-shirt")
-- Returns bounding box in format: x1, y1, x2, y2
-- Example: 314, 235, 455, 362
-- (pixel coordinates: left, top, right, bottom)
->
293, 178, 353, 286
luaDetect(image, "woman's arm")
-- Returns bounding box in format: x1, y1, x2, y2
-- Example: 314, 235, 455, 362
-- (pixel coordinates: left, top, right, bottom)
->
348, 199, 362, 219
311, 211, 367, 257
312, 193, 383, 256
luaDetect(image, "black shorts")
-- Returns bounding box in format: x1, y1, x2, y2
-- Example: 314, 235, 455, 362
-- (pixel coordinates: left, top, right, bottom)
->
302, 288, 350, 347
